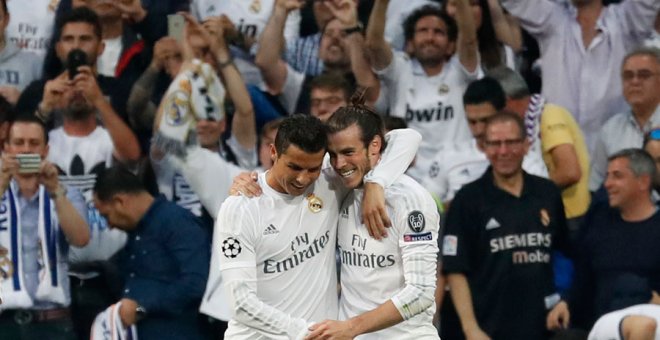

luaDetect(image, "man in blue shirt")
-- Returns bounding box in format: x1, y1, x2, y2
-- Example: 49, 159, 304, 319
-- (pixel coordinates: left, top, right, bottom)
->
93, 167, 211, 339
0, 115, 89, 340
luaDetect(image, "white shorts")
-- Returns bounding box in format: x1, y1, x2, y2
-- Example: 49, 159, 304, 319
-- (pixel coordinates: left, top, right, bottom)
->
589, 304, 660, 340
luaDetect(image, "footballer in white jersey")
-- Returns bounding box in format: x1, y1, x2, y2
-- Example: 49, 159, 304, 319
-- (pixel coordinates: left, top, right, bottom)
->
307, 93, 436, 339
337, 175, 440, 339
217, 170, 343, 340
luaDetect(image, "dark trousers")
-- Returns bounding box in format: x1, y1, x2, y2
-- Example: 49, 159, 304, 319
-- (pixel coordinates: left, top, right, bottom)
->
0, 312, 75, 340
69, 275, 117, 340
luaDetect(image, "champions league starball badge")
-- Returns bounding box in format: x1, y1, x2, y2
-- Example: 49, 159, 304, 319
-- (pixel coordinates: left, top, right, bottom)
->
222, 237, 242, 258
407, 211, 426, 233
307, 193, 323, 213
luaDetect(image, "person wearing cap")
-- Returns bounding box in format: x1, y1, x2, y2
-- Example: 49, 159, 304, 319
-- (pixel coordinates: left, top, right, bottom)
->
547, 149, 660, 332
589, 47, 660, 191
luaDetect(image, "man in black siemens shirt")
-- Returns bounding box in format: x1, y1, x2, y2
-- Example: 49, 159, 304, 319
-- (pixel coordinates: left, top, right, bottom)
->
442, 112, 569, 340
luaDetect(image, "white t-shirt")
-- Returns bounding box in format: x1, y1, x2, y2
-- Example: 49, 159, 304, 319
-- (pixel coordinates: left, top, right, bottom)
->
588, 304, 660, 340
216, 171, 343, 339
47, 126, 127, 263
153, 136, 256, 218
338, 175, 439, 339
97, 36, 122, 78
6, 0, 57, 59
376, 52, 479, 181
190, 0, 301, 85
416, 139, 549, 203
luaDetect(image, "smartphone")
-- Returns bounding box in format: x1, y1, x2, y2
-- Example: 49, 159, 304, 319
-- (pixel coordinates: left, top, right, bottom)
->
168, 14, 185, 43
16, 154, 41, 174
67, 49, 88, 80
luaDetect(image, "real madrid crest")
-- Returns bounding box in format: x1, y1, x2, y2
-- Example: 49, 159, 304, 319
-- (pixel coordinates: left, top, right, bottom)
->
540, 209, 550, 227
307, 193, 323, 213
250, 0, 262, 13
165, 90, 189, 127
438, 84, 450, 94
0, 246, 13, 280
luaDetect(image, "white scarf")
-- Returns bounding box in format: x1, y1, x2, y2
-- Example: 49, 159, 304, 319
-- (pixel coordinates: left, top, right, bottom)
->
153, 59, 226, 158
90, 302, 138, 340
0, 182, 66, 309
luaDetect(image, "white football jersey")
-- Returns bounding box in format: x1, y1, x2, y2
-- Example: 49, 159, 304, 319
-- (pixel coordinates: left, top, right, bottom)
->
215, 171, 343, 339
416, 140, 549, 203
338, 175, 439, 339
376, 53, 479, 180
190, 0, 300, 85
6, 0, 56, 58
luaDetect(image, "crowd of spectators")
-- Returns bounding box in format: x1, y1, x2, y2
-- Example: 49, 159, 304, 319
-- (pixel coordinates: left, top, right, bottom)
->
0, 0, 658, 339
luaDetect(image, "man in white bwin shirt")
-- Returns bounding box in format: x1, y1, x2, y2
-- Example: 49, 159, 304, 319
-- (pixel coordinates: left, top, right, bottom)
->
213, 114, 420, 339
306, 103, 439, 339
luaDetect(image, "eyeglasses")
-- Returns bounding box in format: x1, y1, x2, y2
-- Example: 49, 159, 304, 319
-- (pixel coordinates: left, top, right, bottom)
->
622, 69, 658, 82
484, 138, 525, 149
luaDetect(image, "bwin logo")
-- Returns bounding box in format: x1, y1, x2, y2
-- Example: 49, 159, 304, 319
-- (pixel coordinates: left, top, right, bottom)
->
407, 211, 425, 233
405, 103, 454, 122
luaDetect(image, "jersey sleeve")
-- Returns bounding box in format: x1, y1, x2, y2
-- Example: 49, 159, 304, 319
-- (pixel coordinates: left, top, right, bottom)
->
373, 50, 410, 117
441, 188, 477, 274
390, 191, 440, 320
500, 0, 566, 39
540, 105, 575, 153
174, 146, 244, 218
364, 128, 422, 188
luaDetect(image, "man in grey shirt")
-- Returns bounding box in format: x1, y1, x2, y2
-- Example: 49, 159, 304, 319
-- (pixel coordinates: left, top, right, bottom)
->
589, 47, 660, 191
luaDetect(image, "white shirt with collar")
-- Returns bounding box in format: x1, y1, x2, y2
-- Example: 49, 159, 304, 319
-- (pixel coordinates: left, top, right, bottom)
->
590, 104, 660, 190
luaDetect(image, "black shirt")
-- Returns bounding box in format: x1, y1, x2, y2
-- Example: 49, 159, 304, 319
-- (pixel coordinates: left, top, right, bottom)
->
569, 201, 660, 327
442, 168, 569, 340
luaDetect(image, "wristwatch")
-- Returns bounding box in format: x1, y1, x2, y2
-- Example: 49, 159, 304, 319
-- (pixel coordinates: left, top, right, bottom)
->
136, 304, 147, 321
343, 22, 364, 36
49, 185, 67, 199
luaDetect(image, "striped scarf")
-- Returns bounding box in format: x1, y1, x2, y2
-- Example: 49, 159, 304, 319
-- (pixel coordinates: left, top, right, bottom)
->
524, 94, 546, 144
0, 182, 66, 309
153, 59, 226, 158
91, 302, 138, 340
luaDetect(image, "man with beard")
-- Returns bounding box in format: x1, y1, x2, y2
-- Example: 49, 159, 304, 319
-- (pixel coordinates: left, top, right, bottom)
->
15, 7, 134, 130
255, 0, 376, 115
365, 0, 480, 185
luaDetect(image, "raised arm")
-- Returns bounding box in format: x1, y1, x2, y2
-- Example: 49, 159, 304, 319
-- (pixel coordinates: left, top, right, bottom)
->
204, 17, 257, 150
74, 66, 141, 162
487, 0, 522, 52
255, 0, 305, 94
454, 0, 479, 73
327, 0, 380, 103
365, 0, 394, 71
